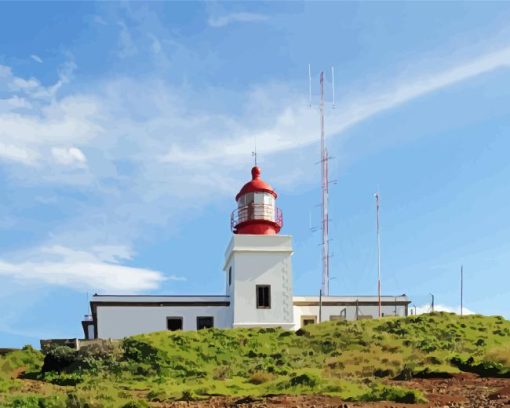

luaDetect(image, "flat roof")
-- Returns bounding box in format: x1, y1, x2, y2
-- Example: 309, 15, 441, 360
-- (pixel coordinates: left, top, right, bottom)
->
91, 295, 229, 303
294, 295, 409, 301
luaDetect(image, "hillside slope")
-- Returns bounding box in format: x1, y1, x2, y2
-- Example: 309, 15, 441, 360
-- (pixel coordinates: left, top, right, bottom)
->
1, 312, 510, 407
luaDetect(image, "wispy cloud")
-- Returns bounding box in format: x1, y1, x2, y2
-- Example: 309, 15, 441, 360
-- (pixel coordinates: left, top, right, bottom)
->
162, 45, 510, 165
30, 54, 43, 64
51, 147, 87, 167
208, 12, 268, 28
118, 21, 137, 58
0, 245, 177, 292
1, 43, 510, 294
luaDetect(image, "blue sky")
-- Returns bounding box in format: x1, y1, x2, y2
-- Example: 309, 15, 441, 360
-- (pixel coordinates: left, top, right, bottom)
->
1, 2, 510, 347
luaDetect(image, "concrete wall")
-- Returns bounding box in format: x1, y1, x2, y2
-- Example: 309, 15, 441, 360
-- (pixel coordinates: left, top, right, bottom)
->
96, 305, 231, 339
293, 301, 408, 330
225, 234, 294, 329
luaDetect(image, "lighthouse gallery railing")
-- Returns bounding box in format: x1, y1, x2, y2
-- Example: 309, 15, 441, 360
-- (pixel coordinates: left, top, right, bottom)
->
231, 204, 283, 232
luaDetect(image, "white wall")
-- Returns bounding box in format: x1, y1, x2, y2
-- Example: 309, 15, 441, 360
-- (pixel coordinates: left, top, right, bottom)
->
225, 234, 294, 329
293, 303, 408, 330
96, 305, 231, 339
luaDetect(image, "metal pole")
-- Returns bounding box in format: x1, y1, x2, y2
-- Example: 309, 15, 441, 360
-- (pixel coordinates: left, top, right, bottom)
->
461, 265, 463, 317
319, 289, 323, 323
430, 293, 435, 313
375, 192, 381, 318
320, 71, 330, 297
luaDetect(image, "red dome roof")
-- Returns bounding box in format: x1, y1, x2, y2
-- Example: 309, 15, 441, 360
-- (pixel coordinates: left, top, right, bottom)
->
235, 166, 277, 201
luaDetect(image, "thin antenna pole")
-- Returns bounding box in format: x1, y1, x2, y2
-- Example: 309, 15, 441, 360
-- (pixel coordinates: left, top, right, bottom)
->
375, 192, 381, 318
252, 137, 257, 166
320, 71, 330, 297
319, 289, 323, 323
460, 265, 463, 317
331, 66, 336, 108
430, 293, 435, 313
308, 64, 312, 107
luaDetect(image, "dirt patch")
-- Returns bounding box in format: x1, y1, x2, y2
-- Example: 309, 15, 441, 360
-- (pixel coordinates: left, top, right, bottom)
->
152, 395, 423, 407
151, 375, 510, 407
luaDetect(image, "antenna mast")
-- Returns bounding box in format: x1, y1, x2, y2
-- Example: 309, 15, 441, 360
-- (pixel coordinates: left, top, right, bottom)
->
252, 137, 258, 166
320, 71, 330, 296
375, 192, 381, 317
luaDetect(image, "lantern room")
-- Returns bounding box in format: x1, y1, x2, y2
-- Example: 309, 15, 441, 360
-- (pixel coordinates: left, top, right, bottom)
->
231, 166, 283, 235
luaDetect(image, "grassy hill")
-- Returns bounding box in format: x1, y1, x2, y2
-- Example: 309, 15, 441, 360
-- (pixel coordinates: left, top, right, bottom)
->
1, 312, 510, 407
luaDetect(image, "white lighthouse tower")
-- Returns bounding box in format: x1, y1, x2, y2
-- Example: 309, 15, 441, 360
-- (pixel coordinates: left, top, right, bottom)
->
224, 166, 294, 329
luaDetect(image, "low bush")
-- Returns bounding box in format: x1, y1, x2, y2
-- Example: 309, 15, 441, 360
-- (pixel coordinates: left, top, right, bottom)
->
41, 346, 78, 373
248, 371, 274, 384
451, 356, 510, 377
289, 372, 319, 388
360, 384, 425, 403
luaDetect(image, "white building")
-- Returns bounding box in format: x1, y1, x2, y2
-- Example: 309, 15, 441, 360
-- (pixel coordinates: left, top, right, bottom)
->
82, 166, 410, 340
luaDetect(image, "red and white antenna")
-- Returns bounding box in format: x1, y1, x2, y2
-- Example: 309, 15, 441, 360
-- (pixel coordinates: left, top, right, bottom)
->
309, 66, 335, 297
320, 71, 330, 296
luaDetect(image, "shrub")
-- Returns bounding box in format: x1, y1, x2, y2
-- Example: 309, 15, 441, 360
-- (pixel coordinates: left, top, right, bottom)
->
212, 365, 230, 380
6, 395, 67, 408
361, 384, 425, 403
180, 390, 194, 401
451, 356, 510, 377
248, 371, 274, 384
373, 368, 394, 378
289, 372, 319, 388
41, 346, 78, 373
486, 346, 510, 367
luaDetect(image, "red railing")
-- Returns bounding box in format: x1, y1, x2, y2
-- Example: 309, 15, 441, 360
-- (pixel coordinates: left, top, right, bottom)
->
231, 204, 283, 231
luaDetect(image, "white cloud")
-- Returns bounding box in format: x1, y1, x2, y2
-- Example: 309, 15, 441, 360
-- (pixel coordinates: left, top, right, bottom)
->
0, 96, 32, 111
148, 34, 162, 54
1, 43, 510, 294
161, 45, 510, 165
31, 54, 43, 64
51, 147, 87, 166
118, 21, 138, 58
0, 245, 175, 293
0, 142, 38, 165
0, 61, 75, 101
414, 304, 476, 315
208, 12, 268, 28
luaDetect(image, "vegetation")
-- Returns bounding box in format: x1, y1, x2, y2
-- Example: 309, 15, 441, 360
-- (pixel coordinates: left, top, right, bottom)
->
1, 313, 509, 406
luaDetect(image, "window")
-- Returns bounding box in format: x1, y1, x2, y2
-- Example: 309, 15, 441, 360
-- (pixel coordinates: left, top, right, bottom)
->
167, 317, 183, 331
197, 316, 214, 330
256, 285, 271, 309
244, 192, 255, 205
301, 316, 317, 326
229, 267, 232, 286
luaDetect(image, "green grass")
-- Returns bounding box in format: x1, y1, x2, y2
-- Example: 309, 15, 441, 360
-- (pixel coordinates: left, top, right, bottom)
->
1, 312, 509, 406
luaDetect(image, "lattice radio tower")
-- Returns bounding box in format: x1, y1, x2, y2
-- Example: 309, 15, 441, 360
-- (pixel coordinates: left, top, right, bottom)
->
309, 66, 334, 297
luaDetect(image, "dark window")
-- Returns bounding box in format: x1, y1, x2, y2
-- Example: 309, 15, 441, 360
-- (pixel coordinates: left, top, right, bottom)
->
301, 316, 317, 326
229, 267, 232, 286
167, 317, 183, 331
256, 285, 271, 309
197, 316, 214, 330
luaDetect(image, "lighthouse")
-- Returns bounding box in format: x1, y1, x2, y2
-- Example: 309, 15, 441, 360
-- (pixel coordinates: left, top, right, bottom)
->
231, 166, 283, 235
78, 164, 411, 341
224, 166, 295, 329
